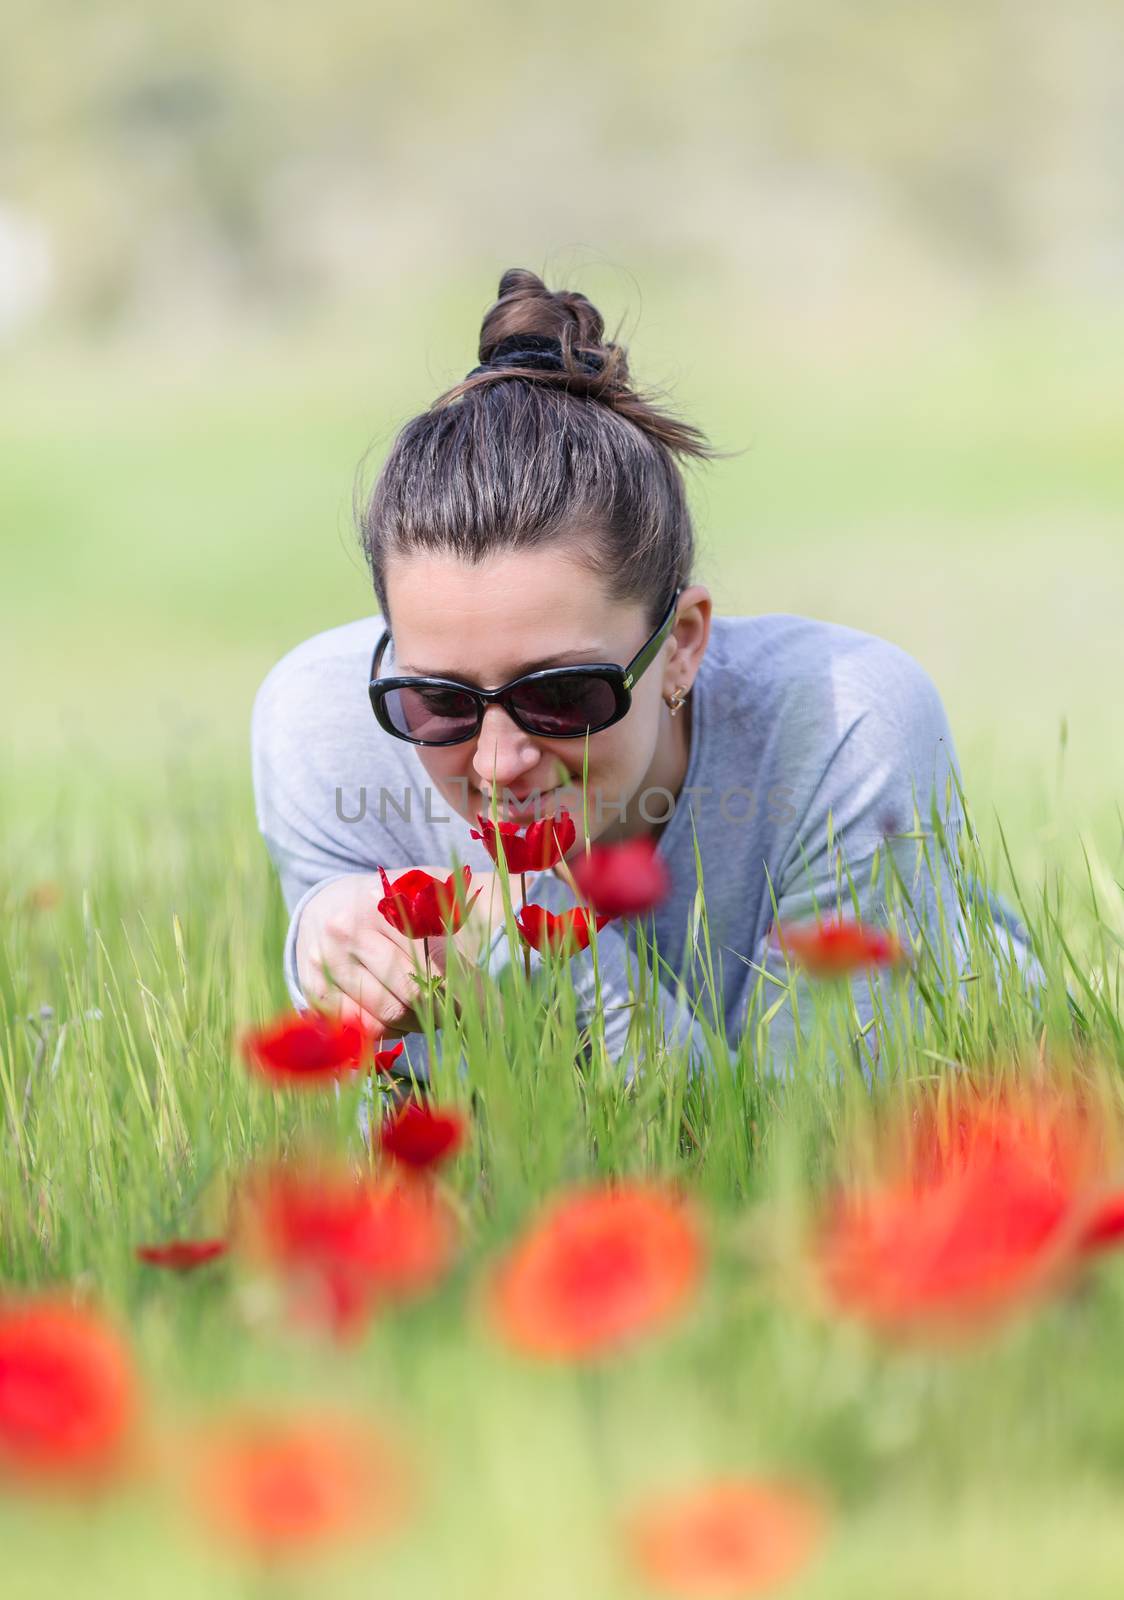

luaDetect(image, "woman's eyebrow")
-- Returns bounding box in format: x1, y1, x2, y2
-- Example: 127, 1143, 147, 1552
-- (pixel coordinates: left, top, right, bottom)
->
398, 646, 608, 679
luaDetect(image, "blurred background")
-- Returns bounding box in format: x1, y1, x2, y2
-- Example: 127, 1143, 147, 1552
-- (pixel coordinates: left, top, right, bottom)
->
3, 0, 1122, 878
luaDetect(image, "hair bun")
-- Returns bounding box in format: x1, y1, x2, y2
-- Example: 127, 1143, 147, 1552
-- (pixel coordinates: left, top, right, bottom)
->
467, 331, 606, 382
429, 266, 713, 464
476, 267, 626, 392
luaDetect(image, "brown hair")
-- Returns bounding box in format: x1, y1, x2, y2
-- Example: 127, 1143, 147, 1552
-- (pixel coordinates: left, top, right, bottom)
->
360, 268, 715, 629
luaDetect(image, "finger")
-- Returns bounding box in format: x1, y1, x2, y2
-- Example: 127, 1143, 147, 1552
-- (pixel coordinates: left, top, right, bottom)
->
320, 988, 410, 1042
323, 944, 427, 1037
316, 906, 416, 975
301, 938, 406, 1014
322, 917, 432, 995
309, 973, 414, 1042
299, 944, 387, 1028
298, 939, 348, 1001
302, 916, 431, 1029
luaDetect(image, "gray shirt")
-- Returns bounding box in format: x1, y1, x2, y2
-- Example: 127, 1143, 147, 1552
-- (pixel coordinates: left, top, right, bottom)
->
251, 611, 1031, 1080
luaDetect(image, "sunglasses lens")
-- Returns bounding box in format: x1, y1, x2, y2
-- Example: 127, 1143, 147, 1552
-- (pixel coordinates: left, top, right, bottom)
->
381, 684, 480, 743
510, 674, 620, 736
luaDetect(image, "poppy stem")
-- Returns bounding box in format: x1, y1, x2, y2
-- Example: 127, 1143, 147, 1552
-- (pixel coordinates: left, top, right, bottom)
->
424, 938, 431, 983
578, 1366, 612, 1495
520, 874, 531, 982
552, 854, 582, 901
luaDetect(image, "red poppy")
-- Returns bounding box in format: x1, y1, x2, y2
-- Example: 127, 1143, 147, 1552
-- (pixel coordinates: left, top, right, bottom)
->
470, 809, 577, 875
187, 1410, 403, 1560
233, 1159, 455, 1338
1083, 1192, 1124, 1252
774, 916, 904, 978
814, 1083, 1124, 1340
514, 904, 613, 956
489, 1183, 703, 1360
621, 1477, 829, 1597
241, 1012, 398, 1087
377, 1102, 466, 1172
570, 835, 671, 918
376, 866, 479, 940
0, 1298, 136, 1483
26, 882, 62, 913
136, 1239, 228, 1272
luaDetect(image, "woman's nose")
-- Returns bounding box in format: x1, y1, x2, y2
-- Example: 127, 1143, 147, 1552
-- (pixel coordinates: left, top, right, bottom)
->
471, 703, 541, 788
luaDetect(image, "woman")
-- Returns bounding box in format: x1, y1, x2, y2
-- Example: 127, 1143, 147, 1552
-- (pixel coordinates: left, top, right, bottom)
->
251, 267, 1031, 1085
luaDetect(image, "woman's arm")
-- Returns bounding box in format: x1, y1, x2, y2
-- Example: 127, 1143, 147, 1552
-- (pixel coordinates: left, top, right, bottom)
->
737, 639, 981, 1079
250, 631, 505, 1038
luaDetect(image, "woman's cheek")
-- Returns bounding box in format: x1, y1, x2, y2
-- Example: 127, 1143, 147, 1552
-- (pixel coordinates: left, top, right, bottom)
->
415, 753, 472, 820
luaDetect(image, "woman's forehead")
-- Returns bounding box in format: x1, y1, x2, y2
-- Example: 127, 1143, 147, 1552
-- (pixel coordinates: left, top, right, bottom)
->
384, 550, 640, 680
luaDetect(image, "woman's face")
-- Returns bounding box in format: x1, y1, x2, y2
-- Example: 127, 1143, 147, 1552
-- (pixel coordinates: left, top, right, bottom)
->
382, 546, 708, 854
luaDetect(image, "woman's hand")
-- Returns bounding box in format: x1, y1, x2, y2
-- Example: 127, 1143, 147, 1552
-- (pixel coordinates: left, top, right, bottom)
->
295, 867, 505, 1038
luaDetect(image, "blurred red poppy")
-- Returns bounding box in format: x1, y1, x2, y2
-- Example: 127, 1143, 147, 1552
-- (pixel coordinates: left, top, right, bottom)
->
0, 1297, 136, 1484
241, 1012, 399, 1087
621, 1477, 829, 1597
25, 882, 62, 913
570, 836, 670, 918
514, 904, 613, 956
136, 1239, 228, 1272
233, 1159, 455, 1338
773, 917, 903, 978
187, 1410, 404, 1560
489, 1183, 702, 1360
1083, 1192, 1124, 1252
376, 866, 479, 939
471, 810, 576, 874
377, 1103, 466, 1172
815, 1082, 1124, 1340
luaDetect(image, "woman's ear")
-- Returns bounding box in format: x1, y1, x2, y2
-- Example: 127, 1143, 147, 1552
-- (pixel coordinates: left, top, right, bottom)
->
662, 585, 712, 697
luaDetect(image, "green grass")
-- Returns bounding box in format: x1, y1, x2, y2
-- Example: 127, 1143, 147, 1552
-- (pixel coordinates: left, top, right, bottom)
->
1, 747, 1123, 1596
2, 299, 1123, 1594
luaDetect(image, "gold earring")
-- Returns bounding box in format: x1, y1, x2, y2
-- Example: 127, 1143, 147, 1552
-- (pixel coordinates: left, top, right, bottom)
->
664, 685, 688, 717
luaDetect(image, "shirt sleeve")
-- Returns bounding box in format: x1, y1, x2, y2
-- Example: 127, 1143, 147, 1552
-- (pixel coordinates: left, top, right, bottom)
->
740, 641, 974, 1079
250, 643, 412, 1014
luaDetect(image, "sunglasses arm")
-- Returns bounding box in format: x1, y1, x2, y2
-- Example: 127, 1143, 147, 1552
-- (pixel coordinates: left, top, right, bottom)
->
622, 587, 681, 691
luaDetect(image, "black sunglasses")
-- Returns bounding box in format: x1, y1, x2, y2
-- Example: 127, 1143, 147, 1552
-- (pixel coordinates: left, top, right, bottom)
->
368, 587, 682, 747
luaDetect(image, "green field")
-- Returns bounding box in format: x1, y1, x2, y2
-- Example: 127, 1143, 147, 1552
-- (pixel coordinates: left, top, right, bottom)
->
6, 291, 1122, 851
2, 294, 1123, 1596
